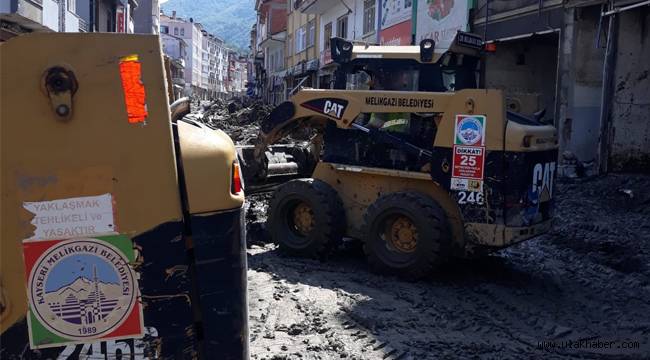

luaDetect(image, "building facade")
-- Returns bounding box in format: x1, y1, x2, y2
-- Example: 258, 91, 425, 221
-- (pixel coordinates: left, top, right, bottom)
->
161, 11, 234, 99
255, 0, 288, 104
252, 0, 649, 173
133, 0, 160, 34
473, 0, 650, 174
228, 51, 249, 95
1, 0, 138, 38
285, 0, 320, 93
161, 30, 187, 99
298, 0, 379, 88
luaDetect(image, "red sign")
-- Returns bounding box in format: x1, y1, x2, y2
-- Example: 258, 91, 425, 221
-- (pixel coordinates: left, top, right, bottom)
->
452, 145, 485, 179
380, 20, 412, 46
116, 5, 125, 33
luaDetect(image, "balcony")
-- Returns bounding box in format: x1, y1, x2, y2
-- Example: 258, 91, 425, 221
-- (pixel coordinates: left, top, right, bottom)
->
172, 77, 186, 86
298, 0, 330, 14
78, 18, 88, 32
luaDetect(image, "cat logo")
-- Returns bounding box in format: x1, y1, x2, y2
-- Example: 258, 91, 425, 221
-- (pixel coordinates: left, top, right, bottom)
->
300, 98, 349, 120
532, 162, 556, 201
323, 100, 345, 119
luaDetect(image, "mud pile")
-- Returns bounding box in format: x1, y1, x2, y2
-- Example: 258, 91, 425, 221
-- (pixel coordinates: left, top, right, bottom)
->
185, 99, 273, 145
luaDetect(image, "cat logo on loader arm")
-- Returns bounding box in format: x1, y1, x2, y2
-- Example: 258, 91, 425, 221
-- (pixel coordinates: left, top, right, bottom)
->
1, 31, 248, 359
251, 33, 559, 279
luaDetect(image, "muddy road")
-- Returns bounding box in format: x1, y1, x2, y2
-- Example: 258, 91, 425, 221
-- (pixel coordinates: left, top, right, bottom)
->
191, 101, 650, 359
245, 175, 650, 359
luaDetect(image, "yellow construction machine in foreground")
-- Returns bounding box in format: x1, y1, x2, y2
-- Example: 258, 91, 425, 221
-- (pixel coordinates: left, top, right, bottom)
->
1, 30, 248, 359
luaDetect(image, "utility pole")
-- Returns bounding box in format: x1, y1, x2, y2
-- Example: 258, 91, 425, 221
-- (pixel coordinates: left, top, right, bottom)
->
411, 0, 418, 45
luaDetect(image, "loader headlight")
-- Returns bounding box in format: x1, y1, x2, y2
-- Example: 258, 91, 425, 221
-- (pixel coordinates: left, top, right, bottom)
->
331, 37, 353, 63
420, 39, 435, 63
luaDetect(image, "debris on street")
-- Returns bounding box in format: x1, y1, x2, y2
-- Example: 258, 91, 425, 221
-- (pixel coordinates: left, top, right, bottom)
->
186, 99, 272, 144
245, 174, 650, 359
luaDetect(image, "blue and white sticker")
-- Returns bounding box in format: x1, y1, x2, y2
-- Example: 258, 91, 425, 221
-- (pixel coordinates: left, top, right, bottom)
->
455, 115, 486, 146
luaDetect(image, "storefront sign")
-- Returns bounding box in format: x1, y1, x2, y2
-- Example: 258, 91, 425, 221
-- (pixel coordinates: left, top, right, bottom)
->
380, 0, 413, 29
380, 20, 412, 46
416, 0, 469, 50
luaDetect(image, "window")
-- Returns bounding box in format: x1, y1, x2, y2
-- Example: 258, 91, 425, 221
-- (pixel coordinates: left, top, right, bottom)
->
307, 20, 315, 48
180, 28, 184, 36
363, 0, 376, 35
324, 22, 332, 49
174, 27, 178, 35
295, 26, 306, 53
336, 15, 348, 39
160, 25, 169, 34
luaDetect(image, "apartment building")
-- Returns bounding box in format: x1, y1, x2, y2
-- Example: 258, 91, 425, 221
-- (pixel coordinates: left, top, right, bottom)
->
255, 0, 288, 104
228, 51, 249, 95
285, 0, 319, 92
297, 0, 378, 87
160, 11, 232, 99
160, 13, 206, 97
1, 0, 137, 36
161, 28, 188, 100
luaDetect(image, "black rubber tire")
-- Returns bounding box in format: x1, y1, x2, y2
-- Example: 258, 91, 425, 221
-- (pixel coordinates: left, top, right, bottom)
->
267, 179, 345, 258
363, 192, 450, 279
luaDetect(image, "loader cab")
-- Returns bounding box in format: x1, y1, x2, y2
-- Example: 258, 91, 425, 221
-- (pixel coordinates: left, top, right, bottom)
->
323, 36, 482, 171
330, 37, 481, 93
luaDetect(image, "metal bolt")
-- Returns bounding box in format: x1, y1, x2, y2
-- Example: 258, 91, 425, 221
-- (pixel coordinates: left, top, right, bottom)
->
56, 104, 70, 117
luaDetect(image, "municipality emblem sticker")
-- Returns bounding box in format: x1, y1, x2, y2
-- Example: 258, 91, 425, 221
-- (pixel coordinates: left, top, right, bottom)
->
23, 235, 143, 349
455, 115, 486, 146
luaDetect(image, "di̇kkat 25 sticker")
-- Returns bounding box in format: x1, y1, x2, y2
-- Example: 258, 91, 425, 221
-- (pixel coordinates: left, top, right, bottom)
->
451, 115, 486, 199
21, 193, 143, 349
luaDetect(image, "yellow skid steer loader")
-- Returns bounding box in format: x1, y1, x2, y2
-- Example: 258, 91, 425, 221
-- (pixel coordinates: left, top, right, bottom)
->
254, 33, 558, 279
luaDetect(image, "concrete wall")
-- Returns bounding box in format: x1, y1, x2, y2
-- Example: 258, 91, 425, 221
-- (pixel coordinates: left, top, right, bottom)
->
162, 34, 184, 59
133, 0, 153, 33
15, 0, 42, 24
559, 6, 605, 169
609, 8, 650, 171
485, 33, 559, 118
65, 9, 79, 32
42, 0, 59, 31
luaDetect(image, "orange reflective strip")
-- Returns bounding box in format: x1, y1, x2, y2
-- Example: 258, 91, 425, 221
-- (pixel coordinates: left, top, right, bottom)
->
119, 55, 148, 124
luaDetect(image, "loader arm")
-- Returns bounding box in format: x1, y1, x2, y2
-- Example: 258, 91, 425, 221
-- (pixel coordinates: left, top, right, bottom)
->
247, 88, 457, 180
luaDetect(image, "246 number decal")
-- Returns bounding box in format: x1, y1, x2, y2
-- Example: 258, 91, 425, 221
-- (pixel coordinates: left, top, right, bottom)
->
458, 191, 484, 205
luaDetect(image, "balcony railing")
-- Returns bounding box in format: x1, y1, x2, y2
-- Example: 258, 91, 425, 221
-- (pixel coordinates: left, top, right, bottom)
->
78, 18, 88, 32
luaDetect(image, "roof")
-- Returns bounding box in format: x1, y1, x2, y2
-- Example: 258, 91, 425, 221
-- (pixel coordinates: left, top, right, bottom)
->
344, 32, 483, 64
351, 44, 444, 63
